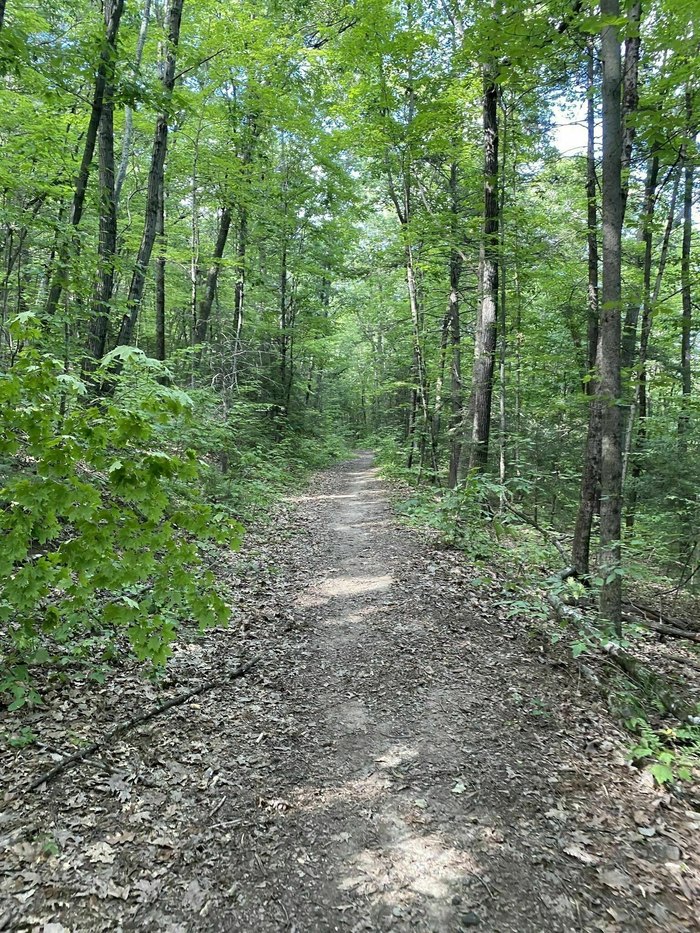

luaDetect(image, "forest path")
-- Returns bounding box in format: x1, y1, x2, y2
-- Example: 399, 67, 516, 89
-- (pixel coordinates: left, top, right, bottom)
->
4, 455, 699, 932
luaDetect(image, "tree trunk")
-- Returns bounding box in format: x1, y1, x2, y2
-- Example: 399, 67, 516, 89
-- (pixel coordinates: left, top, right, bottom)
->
44, 0, 124, 319
625, 166, 682, 530
678, 110, 695, 451
114, 0, 184, 348
84, 84, 118, 365
598, 0, 625, 633
620, 154, 659, 491
498, 101, 507, 495
461, 59, 498, 476
194, 206, 231, 345
231, 206, 247, 388
622, 155, 659, 371
154, 175, 166, 361
620, 1, 641, 216
447, 240, 462, 488
115, 0, 152, 208
571, 45, 601, 578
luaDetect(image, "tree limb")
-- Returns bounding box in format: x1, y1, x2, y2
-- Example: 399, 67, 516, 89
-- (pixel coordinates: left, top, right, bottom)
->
25, 659, 258, 793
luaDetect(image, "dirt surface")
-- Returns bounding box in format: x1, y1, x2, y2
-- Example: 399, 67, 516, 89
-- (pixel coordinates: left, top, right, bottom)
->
2, 453, 700, 932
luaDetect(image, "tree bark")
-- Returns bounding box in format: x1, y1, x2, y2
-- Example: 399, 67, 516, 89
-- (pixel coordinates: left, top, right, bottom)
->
598, 0, 624, 633
44, 0, 124, 319
114, 0, 185, 348
154, 175, 166, 361
679, 104, 695, 451
115, 0, 153, 208
461, 58, 499, 476
194, 206, 231, 345
84, 83, 118, 365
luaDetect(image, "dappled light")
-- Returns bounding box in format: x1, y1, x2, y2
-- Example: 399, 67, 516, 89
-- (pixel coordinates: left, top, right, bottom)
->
2, 0, 699, 929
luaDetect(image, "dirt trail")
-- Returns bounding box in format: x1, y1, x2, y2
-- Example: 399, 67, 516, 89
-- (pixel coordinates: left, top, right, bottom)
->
3, 454, 699, 932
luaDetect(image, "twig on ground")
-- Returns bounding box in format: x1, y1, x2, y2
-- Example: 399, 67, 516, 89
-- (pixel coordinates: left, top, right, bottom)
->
24, 659, 258, 793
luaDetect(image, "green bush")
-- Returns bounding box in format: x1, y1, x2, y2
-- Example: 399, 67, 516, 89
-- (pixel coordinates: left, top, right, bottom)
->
0, 320, 242, 705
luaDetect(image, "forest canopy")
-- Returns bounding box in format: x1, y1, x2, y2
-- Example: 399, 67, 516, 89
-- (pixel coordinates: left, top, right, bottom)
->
0, 0, 698, 688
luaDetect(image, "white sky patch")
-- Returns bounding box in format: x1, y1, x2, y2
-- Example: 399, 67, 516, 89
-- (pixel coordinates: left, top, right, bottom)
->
550, 98, 595, 157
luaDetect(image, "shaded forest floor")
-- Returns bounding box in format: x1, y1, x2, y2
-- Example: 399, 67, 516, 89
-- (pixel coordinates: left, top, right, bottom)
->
2, 453, 700, 932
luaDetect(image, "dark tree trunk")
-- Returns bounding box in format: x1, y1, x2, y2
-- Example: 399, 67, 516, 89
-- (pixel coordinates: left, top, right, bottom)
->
194, 205, 231, 345
84, 84, 118, 365
154, 176, 166, 361
44, 0, 124, 319
679, 107, 695, 450
626, 166, 682, 530
279, 237, 288, 410
622, 155, 659, 371
620, 2, 641, 216
114, 0, 184, 348
598, 0, 624, 633
231, 205, 247, 387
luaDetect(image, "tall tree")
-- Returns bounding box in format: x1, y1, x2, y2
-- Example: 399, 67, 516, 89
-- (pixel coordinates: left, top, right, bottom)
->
114, 0, 184, 348
598, 0, 625, 632
44, 0, 125, 319
460, 46, 499, 476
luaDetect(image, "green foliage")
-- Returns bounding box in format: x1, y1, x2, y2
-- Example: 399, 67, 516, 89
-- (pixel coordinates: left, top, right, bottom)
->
0, 327, 242, 702
628, 717, 700, 785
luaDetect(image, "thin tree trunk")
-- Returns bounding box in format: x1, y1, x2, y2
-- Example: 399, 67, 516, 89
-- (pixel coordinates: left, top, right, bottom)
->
598, 0, 624, 633
620, 154, 659, 490
115, 0, 152, 208
571, 43, 601, 577
189, 126, 201, 346
620, 1, 641, 216
44, 0, 125, 319
498, 99, 507, 495
194, 206, 231, 345
622, 155, 659, 371
231, 206, 247, 388
114, 0, 184, 348
84, 84, 118, 365
447, 243, 462, 487
279, 236, 288, 410
626, 166, 682, 530
154, 175, 166, 361
679, 108, 695, 451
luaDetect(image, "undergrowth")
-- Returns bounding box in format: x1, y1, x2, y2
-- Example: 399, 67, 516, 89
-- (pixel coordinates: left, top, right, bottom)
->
370, 435, 700, 789
0, 323, 351, 711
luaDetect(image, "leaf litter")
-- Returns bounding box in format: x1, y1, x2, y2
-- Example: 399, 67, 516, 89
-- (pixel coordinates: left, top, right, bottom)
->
1, 453, 699, 931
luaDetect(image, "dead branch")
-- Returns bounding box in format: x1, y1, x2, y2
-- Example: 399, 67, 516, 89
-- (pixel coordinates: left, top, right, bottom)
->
621, 615, 700, 644
26, 659, 258, 793
505, 502, 570, 564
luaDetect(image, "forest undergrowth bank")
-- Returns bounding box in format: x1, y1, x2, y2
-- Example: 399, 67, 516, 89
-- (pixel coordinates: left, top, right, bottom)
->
369, 436, 700, 793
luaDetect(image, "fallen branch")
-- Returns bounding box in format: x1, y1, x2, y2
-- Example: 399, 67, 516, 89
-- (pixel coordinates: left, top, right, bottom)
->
26, 658, 258, 793
624, 598, 699, 634
504, 503, 570, 564
621, 615, 700, 644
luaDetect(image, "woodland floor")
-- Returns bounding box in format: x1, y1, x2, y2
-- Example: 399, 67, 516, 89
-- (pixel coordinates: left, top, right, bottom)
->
2, 452, 700, 932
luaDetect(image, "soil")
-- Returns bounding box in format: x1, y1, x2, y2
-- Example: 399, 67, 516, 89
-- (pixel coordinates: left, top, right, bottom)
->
2, 453, 699, 932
